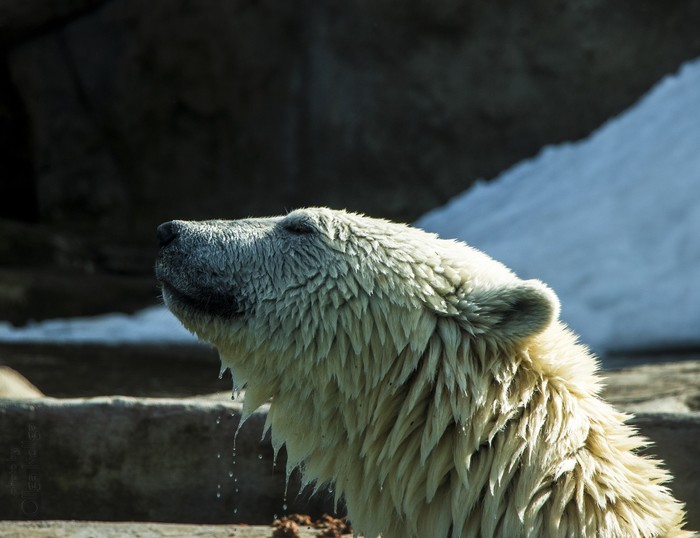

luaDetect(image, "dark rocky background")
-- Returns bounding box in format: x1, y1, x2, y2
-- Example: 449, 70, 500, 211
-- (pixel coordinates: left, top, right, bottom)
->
2, 0, 700, 320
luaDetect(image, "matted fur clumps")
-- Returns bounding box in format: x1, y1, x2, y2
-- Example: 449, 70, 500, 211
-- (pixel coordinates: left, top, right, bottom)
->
156, 207, 691, 537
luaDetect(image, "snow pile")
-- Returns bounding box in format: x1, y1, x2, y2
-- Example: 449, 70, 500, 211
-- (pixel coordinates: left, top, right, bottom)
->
418, 58, 700, 353
0, 306, 198, 345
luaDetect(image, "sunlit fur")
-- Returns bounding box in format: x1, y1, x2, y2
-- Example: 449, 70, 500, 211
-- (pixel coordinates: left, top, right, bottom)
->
156, 207, 690, 537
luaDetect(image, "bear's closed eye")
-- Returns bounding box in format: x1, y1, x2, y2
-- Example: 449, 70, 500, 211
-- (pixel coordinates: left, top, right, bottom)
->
282, 219, 316, 235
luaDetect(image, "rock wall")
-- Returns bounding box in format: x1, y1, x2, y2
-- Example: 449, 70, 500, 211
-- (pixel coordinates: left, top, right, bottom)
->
2, 0, 700, 243
0, 395, 698, 529
0, 397, 335, 524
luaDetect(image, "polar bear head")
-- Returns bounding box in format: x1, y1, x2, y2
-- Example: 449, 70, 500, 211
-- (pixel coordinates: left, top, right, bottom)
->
155, 208, 559, 391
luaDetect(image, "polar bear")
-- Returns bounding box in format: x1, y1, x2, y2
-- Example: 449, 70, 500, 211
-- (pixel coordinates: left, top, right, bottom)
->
155, 207, 689, 537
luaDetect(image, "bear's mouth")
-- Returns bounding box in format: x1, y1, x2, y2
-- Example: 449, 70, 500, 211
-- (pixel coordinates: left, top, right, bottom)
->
160, 280, 245, 319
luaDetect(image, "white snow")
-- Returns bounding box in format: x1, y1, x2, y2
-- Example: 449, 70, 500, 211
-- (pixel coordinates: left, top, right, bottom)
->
2, 58, 699, 354
0, 306, 198, 344
418, 58, 700, 354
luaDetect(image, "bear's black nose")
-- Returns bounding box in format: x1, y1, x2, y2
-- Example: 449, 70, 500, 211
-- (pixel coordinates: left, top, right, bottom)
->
157, 221, 179, 248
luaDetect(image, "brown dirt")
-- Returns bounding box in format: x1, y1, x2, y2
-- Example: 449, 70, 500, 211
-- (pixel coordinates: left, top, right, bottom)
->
272, 514, 353, 538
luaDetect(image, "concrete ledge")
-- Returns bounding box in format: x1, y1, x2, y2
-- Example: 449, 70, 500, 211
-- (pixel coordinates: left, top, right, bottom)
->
0, 397, 697, 530
0, 343, 224, 398
0, 397, 334, 524
631, 412, 700, 530
0, 521, 337, 538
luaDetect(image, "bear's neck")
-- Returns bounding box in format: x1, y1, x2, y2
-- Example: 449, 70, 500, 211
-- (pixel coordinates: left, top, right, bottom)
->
255, 334, 686, 538
259, 333, 542, 533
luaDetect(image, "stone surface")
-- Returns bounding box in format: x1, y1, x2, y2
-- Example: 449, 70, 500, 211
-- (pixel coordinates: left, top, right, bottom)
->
0, 219, 161, 323
0, 0, 106, 44
0, 521, 334, 538
0, 397, 336, 524
0, 343, 224, 398
0, 270, 158, 325
3, 0, 700, 245
0, 396, 698, 529
601, 359, 700, 414
632, 413, 700, 532
1, 346, 699, 529
6, 0, 305, 242
304, 0, 700, 219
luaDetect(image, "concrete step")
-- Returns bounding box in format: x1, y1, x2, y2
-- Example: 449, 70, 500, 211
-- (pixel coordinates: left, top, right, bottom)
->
0, 520, 352, 537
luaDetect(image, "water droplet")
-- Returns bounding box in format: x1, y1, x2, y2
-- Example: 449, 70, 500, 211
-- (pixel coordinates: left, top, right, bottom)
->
234, 477, 238, 483
282, 503, 287, 510
235, 488, 239, 493
258, 454, 263, 460
217, 453, 221, 459
234, 508, 238, 514
284, 468, 292, 497
273, 513, 278, 520
216, 416, 221, 425
228, 471, 233, 478
216, 492, 221, 498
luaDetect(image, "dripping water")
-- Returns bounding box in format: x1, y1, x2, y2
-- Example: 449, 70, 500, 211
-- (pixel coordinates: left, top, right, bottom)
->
231, 412, 240, 520
215, 412, 223, 501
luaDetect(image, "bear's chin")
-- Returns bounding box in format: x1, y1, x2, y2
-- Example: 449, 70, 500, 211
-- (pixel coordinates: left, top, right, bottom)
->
160, 281, 246, 320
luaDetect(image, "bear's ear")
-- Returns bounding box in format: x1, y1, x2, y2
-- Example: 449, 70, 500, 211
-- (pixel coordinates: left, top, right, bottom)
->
465, 279, 560, 342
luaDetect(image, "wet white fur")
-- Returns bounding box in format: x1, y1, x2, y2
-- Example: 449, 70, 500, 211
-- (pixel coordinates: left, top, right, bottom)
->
160, 208, 689, 537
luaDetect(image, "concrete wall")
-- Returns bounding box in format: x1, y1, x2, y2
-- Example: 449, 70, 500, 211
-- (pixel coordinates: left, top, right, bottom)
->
0, 397, 698, 529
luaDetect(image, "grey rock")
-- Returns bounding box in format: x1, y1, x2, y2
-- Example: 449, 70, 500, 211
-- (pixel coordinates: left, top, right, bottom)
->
0, 343, 223, 398
1, 349, 699, 528
631, 412, 700, 532
304, 0, 700, 220
0, 521, 327, 538
0, 218, 164, 323
602, 360, 700, 414
15, 520, 351, 538
0, 397, 335, 524
0, 270, 158, 325
0, 394, 697, 530
7, 0, 304, 242
5, 0, 700, 245
0, 0, 106, 44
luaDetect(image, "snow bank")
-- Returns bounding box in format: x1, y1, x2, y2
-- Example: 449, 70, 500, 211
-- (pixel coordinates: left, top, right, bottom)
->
418, 58, 700, 354
0, 306, 198, 344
